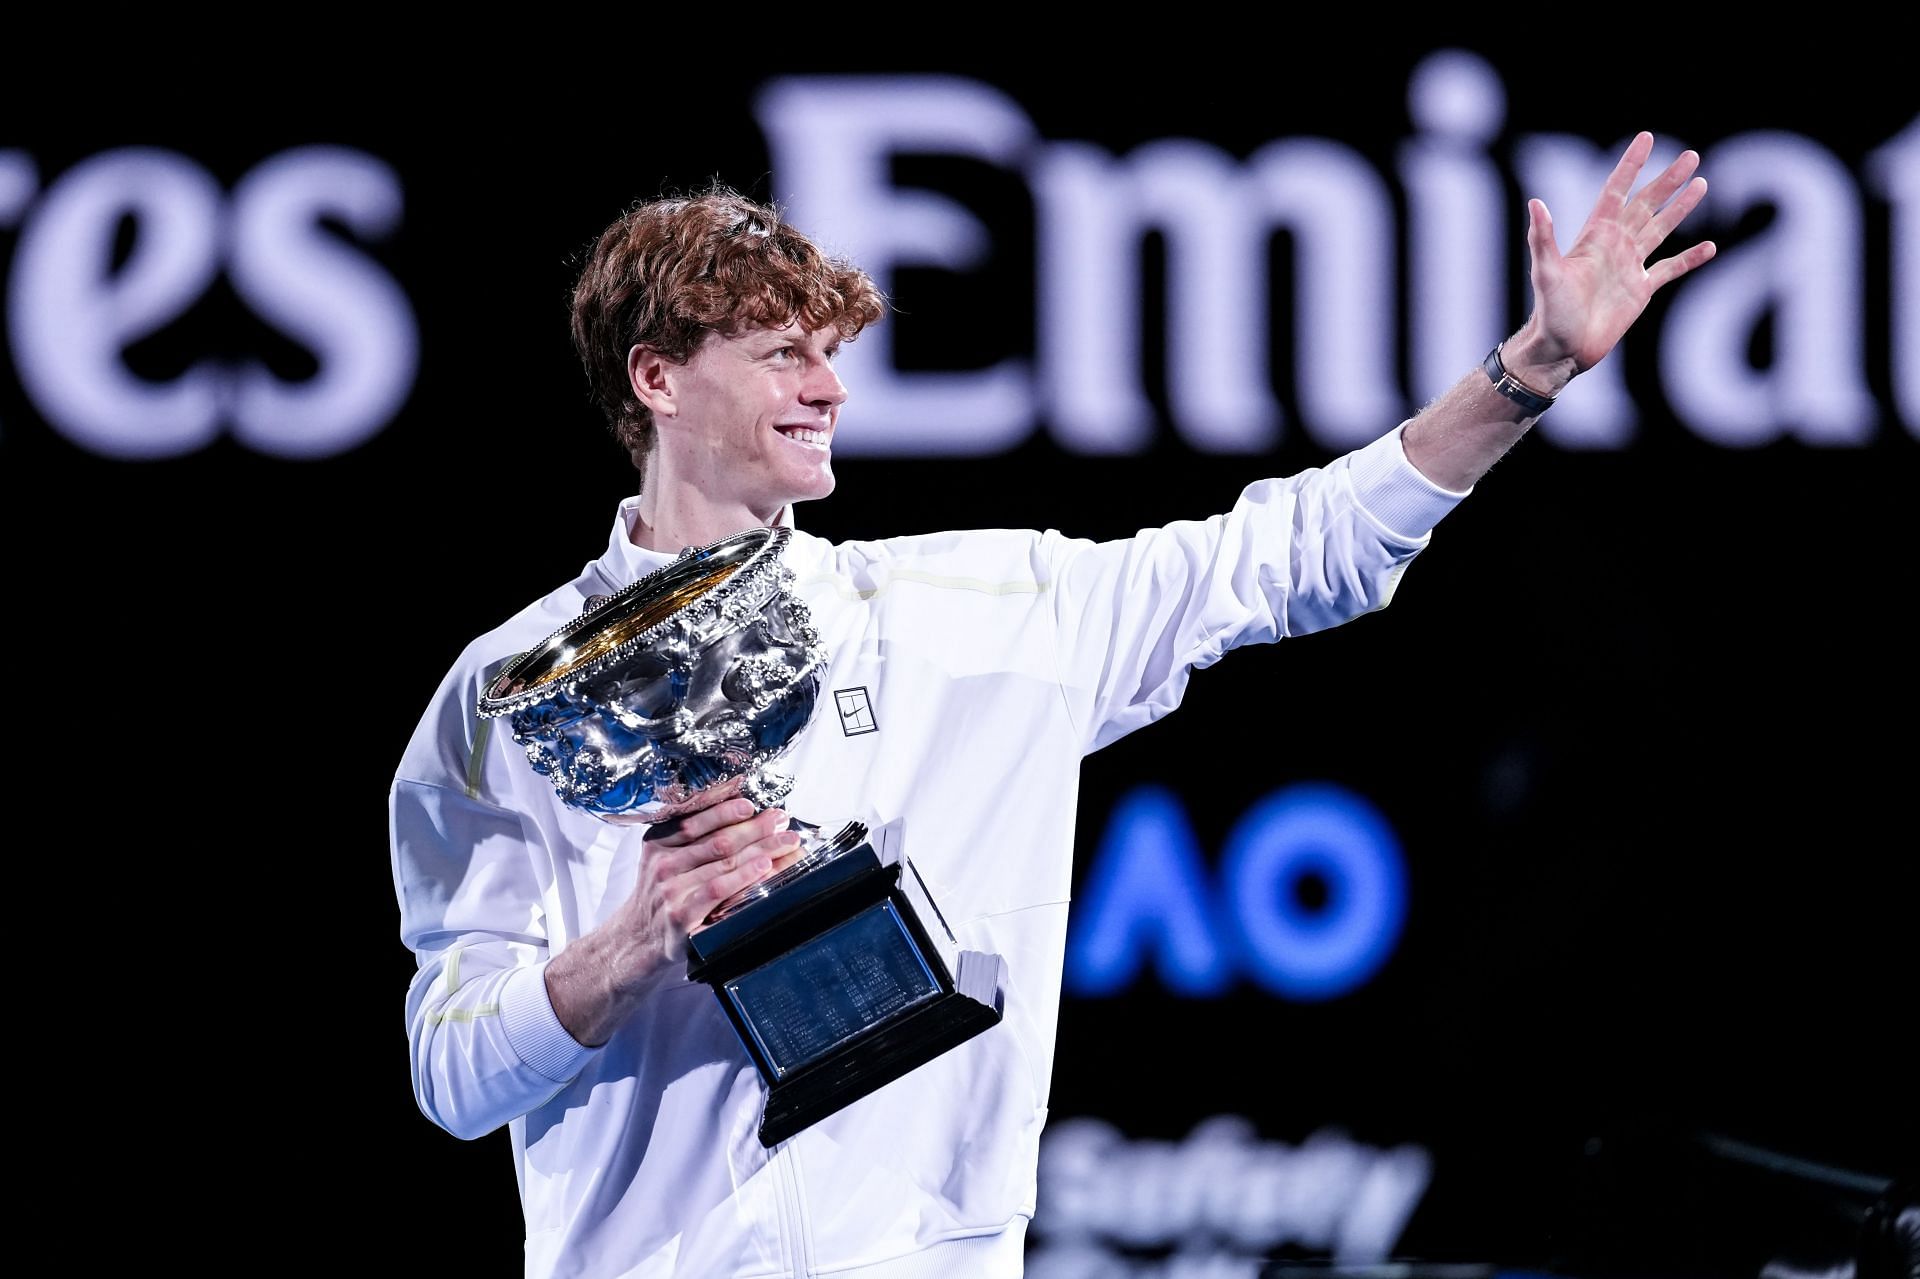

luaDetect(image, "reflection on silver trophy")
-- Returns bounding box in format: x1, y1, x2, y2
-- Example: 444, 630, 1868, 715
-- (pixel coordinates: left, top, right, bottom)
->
476, 527, 1005, 1145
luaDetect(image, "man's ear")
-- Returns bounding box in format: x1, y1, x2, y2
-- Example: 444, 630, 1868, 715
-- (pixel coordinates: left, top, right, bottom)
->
629, 345, 675, 418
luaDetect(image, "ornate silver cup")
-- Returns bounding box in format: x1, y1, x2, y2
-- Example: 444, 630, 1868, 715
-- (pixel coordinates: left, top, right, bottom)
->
478, 527, 827, 821
477, 526, 1005, 1145
477, 526, 859, 917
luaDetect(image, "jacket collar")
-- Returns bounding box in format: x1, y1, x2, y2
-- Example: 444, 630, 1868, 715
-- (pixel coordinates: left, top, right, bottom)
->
599, 497, 802, 587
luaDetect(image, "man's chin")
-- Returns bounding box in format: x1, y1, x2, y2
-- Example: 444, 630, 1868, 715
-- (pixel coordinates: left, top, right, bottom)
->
762, 474, 834, 524
795, 468, 836, 503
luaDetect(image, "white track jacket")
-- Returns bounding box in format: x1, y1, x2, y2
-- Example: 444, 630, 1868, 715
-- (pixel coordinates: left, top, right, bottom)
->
389, 424, 1467, 1278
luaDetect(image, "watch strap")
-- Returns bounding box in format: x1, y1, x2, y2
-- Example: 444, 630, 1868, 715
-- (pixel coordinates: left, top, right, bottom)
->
1483, 343, 1556, 416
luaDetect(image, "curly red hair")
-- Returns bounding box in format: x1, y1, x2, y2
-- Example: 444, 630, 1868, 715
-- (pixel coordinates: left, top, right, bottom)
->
570, 186, 888, 471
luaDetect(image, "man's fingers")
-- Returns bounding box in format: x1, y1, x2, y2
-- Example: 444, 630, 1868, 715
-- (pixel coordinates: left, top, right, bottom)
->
1628, 149, 1702, 227
1527, 198, 1556, 255
687, 858, 777, 931
647, 797, 760, 847
1598, 131, 1656, 212
685, 828, 801, 887
661, 810, 794, 895
1636, 176, 1708, 256
645, 804, 788, 898
1526, 199, 1563, 288
1648, 239, 1717, 292
678, 829, 806, 925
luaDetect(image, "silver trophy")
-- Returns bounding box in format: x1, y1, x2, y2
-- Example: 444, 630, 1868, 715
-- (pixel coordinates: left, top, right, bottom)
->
477, 526, 1005, 1145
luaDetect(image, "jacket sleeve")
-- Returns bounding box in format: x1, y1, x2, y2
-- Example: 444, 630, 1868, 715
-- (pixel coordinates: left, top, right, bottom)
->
389, 674, 599, 1140
1045, 425, 1469, 754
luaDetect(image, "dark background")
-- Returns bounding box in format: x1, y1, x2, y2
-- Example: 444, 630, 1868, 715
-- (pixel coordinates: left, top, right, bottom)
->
5, 35, 1912, 1275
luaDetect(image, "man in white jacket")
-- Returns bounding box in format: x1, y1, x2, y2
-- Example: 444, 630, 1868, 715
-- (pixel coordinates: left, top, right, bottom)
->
390, 133, 1714, 1278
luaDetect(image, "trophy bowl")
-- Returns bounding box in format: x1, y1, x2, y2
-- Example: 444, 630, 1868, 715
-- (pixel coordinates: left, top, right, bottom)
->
477, 525, 828, 826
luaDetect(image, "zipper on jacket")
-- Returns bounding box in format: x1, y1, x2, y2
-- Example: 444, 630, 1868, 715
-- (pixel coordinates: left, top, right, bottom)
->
772, 1140, 813, 1275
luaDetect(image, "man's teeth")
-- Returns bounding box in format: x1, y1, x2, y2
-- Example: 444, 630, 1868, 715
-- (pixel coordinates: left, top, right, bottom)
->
781, 427, 830, 446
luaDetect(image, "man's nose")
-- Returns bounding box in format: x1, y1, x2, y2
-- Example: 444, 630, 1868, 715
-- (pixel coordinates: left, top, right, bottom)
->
803, 358, 849, 408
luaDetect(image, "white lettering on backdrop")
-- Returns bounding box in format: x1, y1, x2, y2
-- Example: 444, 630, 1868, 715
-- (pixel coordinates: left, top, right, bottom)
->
759, 53, 1914, 455
5, 146, 416, 459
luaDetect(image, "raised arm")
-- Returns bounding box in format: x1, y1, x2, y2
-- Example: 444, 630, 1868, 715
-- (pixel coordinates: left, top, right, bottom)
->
1402, 130, 1717, 491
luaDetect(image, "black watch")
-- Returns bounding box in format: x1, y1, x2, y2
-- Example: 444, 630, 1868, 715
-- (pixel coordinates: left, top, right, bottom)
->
1483, 343, 1557, 416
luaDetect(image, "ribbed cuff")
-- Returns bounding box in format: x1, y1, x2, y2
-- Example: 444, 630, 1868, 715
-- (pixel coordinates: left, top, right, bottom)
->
498, 961, 598, 1084
1345, 421, 1472, 541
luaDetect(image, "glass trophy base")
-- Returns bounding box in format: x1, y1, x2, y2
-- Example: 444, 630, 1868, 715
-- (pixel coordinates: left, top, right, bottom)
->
684, 822, 1007, 1147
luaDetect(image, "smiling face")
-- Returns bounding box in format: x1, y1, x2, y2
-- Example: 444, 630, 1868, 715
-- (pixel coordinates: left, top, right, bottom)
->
635, 321, 849, 528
